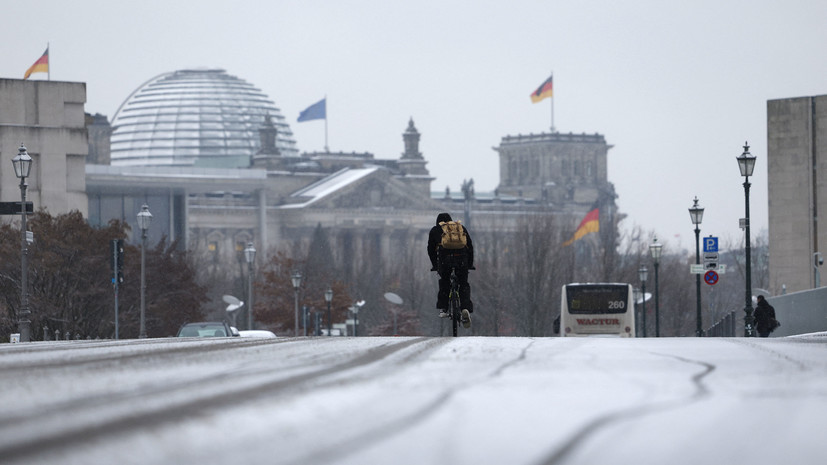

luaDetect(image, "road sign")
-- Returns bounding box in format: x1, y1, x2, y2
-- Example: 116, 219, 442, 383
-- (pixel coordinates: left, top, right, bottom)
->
703, 252, 718, 270
0, 201, 33, 215
704, 270, 719, 285
703, 236, 718, 253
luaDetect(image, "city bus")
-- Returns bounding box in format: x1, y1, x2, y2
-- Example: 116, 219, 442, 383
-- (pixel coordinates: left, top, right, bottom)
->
560, 283, 636, 337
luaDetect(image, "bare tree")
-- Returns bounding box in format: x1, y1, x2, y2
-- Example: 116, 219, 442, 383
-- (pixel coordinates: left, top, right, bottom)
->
0, 211, 206, 340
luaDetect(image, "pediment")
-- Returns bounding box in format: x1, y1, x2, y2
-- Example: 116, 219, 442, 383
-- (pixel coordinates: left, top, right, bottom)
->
299, 168, 439, 210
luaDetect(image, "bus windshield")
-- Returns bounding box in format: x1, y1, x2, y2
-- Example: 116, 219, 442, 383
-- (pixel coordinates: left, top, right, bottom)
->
566, 284, 630, 314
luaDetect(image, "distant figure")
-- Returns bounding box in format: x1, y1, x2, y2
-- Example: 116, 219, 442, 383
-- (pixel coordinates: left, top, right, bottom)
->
754, 295, 778, 338
427, 212, 474, 328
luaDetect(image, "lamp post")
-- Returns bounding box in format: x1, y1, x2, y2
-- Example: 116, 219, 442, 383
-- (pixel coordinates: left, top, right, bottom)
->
350, 300, 365, 337
12, 144, 33, 342
633, 287, 642, 336
649, 236, 663, 337
244, 243, 256, 331
737, 142, 757, 337
291, 271, 302, 336
689, 197, 704, 337
136, 204, 152, 338
350, 305, 359, 337
638, 264, 648, 338
324, 286, 333, 336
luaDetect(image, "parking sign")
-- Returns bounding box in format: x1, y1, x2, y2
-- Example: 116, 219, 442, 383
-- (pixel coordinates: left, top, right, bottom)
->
703, 236, 718, 253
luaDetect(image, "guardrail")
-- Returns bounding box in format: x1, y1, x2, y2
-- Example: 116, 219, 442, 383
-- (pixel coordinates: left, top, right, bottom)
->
705, 311, 737, 337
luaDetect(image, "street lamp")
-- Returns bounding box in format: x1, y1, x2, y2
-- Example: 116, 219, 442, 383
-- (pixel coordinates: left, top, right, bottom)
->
737, 142, 757, 337
136, 204, 152, 338
633, 287, 642, 336
638, 265, 648, 338
291, 271, 302, 336
350, 300, 365, 337
688, 197, 704, 337
244, 243, 256, 331
324, 286, 333, 336
12, 144, 33, 342
649, 236, 663, 337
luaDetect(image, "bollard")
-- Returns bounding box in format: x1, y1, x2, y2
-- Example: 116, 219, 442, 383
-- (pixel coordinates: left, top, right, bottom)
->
43, 325, 50, 341
65, 331, 70, 341
55, 329, 60, 340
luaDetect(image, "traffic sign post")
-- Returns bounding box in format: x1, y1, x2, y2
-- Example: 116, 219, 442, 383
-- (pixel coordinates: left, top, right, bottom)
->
702, 237, 720, 271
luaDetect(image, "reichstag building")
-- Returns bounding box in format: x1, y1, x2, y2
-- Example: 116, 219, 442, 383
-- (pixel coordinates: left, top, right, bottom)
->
2, 69, 619, 316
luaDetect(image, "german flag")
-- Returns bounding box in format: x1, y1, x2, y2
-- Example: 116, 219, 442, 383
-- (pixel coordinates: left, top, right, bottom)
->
563, 208, 599, 246
24, 47, 49, 80
530, 75, 553, 103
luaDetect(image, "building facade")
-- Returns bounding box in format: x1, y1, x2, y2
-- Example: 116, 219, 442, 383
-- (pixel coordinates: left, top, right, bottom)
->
767, 94, 827, 293
495, 131, 613, 211
0, 79, 89, 218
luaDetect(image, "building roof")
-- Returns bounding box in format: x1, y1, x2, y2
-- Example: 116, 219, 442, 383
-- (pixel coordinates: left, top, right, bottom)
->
283, 167, 380, 208
110, 68, 298, 169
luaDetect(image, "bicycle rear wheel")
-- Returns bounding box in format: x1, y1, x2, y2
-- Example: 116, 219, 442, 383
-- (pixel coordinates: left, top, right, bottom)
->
449, 268, 461, 337
450, 287, 460, 337
451, 304, 459, 337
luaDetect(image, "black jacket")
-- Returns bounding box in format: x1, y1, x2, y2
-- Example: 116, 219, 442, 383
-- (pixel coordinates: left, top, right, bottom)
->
427, 213, 474, 269
754, 298, 776, 333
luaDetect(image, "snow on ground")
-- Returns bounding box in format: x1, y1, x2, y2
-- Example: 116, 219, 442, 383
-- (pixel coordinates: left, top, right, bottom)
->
1, 334, 825, 465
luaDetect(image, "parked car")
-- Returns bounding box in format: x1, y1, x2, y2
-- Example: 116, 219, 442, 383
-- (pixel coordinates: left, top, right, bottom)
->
238, 330, 277, 338
176, 322, 235, 337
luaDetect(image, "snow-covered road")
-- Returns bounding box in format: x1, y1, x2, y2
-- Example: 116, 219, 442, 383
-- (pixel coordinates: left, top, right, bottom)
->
1, 334, 825, 465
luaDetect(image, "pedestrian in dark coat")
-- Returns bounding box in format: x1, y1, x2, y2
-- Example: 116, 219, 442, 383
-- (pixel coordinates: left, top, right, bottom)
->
427, 213, 474, 323
754, 295, 777, 338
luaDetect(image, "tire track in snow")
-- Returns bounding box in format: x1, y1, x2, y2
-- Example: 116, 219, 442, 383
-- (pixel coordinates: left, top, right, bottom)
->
0, 337, 429, 462
0, 337, 290, 372
725, 338, 811, 371
296, 338, 544, 464
536, 351, 715, 465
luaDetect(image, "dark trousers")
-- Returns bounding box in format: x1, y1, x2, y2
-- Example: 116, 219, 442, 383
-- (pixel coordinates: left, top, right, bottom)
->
436, 253, 473, 312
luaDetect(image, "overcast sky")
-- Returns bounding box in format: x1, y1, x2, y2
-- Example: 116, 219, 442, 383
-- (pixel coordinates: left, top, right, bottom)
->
3, 0, 826, 251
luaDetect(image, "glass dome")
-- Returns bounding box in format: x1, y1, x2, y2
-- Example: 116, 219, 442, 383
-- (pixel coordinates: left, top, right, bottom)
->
110, 68, 299, 168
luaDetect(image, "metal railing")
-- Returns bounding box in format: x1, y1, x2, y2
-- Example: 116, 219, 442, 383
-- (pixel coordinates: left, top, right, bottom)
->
705, 311, 737, 337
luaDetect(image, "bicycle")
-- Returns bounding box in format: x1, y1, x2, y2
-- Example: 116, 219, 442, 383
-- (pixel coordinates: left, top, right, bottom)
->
435, 255, 472, 337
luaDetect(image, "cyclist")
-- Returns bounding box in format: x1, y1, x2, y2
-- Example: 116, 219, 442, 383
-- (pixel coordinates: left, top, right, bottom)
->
427, 212, 474, 328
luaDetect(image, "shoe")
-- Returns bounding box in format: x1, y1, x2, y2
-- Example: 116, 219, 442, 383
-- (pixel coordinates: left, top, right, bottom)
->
439, 309, 450, 318
461, 309, 471, 328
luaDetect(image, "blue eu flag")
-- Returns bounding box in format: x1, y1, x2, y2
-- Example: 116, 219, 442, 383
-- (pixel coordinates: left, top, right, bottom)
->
297, 98, 326, 122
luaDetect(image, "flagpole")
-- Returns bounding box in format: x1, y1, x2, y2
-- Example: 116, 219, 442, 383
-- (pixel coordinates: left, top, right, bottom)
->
324, 95, 329, 152
550, 71, 554, 133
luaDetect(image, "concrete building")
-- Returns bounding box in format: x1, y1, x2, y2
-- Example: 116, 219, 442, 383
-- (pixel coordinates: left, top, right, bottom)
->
0, 78, 89, 217
767, 94, 827, 294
